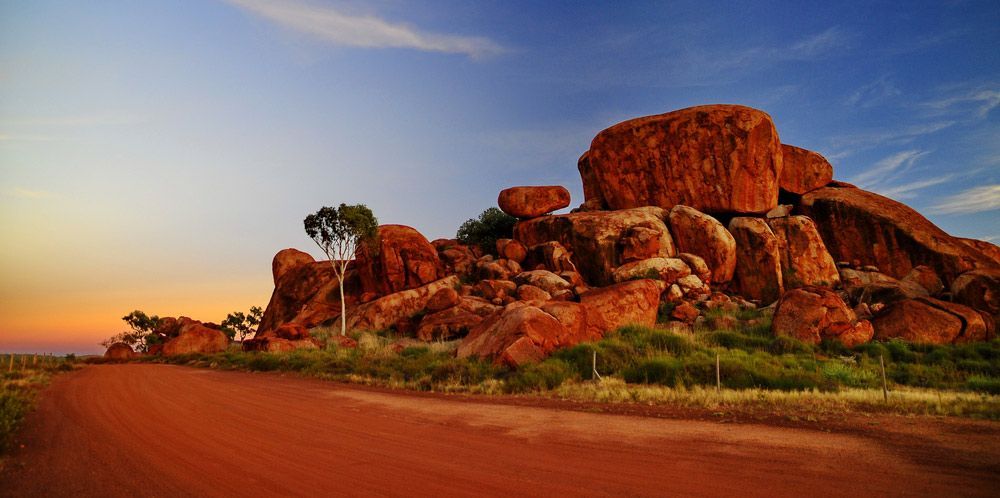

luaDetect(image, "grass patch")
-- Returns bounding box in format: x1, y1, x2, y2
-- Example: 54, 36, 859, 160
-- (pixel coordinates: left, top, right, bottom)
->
0, 355, 76, 456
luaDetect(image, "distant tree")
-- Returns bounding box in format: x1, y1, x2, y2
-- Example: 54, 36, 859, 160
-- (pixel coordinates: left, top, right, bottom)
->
101, 310, 162, 352
456, 207, 516, 254
221, 306, 263, 342
304, 204, 379, 337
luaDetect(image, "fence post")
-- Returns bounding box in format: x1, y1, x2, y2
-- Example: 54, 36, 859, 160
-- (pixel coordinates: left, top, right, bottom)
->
879, 355, 889, 403
715, 353, 721, 393
7, 354, 13, 372
591, 349, 602, 381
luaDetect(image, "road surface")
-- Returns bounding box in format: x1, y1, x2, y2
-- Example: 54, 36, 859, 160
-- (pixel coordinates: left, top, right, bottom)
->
1, 364, 996, 497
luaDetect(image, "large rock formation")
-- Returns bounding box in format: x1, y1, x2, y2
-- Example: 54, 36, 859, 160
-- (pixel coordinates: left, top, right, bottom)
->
582, 104, 782, 214
257, 250, 361, 336
667, 205, 736, 284
416, 297, 499, 341
355, 225, 444, 297
498, 186, 571, 219
514, 207, 675, 285
771, 287, 874, 348
457, 303, 569, 367
958, 238, 1000, 265
951, 269, 1000, 322
766, 215, 840, 289
801, 186, 998, 284
345, 276, 459, 332
872, 298, 991, 344
779, 144, 833, 195
161, 317, 229, 355
728, 217, 783, 303
578, 279, 661, 337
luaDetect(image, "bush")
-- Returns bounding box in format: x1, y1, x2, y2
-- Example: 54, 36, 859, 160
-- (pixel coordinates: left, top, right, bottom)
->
504, 360, 575, 393
0, 387, 32, 453
702, 331, 771, 352
622, 358, 683, 386
965, 375, 1000, 394
456, 207, 516, 254
617, 325, 695, 355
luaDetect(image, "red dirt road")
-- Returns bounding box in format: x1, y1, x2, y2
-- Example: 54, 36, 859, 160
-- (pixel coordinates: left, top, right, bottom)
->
1, 364, 996, 497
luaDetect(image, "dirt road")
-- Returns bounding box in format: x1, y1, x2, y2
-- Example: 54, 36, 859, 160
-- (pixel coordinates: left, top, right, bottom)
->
1, 364, 996, 497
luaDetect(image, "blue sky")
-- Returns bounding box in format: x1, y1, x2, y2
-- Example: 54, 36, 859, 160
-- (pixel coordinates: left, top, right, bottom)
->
1, 0, 998, 352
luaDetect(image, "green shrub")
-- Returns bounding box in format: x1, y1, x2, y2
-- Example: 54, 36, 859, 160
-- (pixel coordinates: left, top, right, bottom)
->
965, 375, 1000, 394
622, 357, 683, 386
0, 387, 32, 453
504, 360, 575, 393
456, 207, 516, 254
702, 331, 771, 352
768, 336, 813, 355
617, 325, 695, 355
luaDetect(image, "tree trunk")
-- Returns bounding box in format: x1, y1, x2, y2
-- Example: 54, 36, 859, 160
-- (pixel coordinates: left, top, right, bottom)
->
339, 261, 348, 337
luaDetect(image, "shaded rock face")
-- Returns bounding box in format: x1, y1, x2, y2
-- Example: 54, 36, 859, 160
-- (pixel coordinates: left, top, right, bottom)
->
345, 276, 459, 332
457, 280, 660, 366
356, 225, 443, 297
161, 317, 229, 356
497, 186, 571, 220
514, 207, 674, 286
801, 186, 998, 284
524, 241, 577, 273
872, 298, 991, 344
729, 217, 783, 303
416, 297, 500, 342
583, 104, 782, 214
771, 287, 873, 348
496, 239, 527, 264
104, 343, 135, 360
779, 144, 833, 195
951, 269, 1000, 322
432, 239, 477, 277
958, 238, 1000, 265
901, 266, 944, 296
667, 205, 736, 284
765, 216, 840, 289
612, 257, 691, 285
839, 269, 928, 308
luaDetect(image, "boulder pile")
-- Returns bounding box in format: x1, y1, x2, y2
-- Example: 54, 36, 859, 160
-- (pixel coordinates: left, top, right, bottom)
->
108, 104, 1000, 365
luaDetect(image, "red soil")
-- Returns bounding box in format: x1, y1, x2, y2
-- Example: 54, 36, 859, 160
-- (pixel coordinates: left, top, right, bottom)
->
1, 364, 996, 497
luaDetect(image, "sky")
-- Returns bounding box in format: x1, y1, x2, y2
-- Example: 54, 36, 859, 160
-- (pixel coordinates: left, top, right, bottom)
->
1, 0, 998, 354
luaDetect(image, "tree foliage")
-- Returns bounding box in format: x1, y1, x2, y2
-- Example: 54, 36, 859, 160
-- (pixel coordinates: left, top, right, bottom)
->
456, 207, 516, 254
304, 203, 378, 336
101, 310, 162, 352
221, 306, 263, 342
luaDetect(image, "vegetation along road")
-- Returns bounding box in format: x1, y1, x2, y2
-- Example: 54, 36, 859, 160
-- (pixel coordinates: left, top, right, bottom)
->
1, 364, 996, 497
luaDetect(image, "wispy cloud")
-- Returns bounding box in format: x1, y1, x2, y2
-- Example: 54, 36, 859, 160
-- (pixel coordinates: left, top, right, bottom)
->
849, 150, 956, 200
875, 175, 953, 200
851, 149, 928, 187
923, 86, 1000, 118
225, 0, 505, 59
827, 122, 954, 159
930, 185, 1000, 214
846, 75, 901, 108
